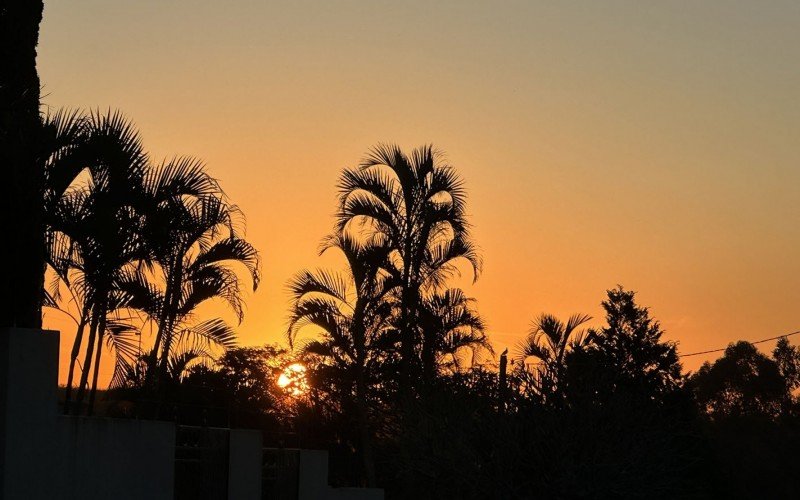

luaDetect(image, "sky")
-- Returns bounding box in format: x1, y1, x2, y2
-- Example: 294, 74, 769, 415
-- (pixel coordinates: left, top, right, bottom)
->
38, 1, 800, 385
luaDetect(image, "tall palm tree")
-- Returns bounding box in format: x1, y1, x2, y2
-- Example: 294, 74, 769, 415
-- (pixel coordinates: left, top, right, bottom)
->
336, 144, 480, 393
287, 232, 394, 487
516, 313, 592, 405
132, 160, 260, 393
46, 111, 150, 415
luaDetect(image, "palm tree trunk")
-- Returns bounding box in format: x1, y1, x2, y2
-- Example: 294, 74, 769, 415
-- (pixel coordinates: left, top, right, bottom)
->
151, 253, 181, 387
498, 350, 508, 414
355, 367, 376, 487
158, 255, 184, 378
63, 309, 89, 414
153, 255, 184, 418
148, 297, 170, 388
149, 295, 170, 371
148, 255, 178, 392
399, 257, 415, 400
74, 305, 100, 414
351, 316, 376, 487
87, 310, 107, 415
0, 0, 45, 329
421, 328, 436, 385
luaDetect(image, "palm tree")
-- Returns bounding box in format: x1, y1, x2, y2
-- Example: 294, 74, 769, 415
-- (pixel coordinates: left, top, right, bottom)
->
44, 112, 259, 415
419, 288, 491, 375
516, 313, 592, 405
111, 322, 228, 391
132, 160, 260, 394
336, 144, 480, 393
287, 232, 394, 487
46, 111, 150, 415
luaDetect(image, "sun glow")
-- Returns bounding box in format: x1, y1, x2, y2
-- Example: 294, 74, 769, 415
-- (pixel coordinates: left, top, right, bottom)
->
277, 363, 308, 396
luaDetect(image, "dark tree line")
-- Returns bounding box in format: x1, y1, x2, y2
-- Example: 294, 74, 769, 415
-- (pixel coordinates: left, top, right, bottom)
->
270, 145, 800, 498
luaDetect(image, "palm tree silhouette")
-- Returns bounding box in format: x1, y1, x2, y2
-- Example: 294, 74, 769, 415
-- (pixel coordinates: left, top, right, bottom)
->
419, 288, 491, 375
44, 110, 259, 414
132, 159, 260, 393
46, 111, 149, 414
42, 108, 92, 413
516, 313, 591, 405
336, 144, 480, 393
288, 232, 393, 487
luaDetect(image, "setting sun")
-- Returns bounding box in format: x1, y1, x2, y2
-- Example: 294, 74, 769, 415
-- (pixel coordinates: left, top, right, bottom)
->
277, 363, 308, 396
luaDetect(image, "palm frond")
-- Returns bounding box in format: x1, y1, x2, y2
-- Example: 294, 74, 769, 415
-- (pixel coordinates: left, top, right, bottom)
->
287, 269, 350, 307
105, 316, 143, 389
184, 318, 237, 350
145, 156, 221, 201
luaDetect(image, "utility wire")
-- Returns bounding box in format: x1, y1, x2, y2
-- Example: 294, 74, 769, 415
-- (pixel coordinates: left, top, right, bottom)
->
486, 329, 800, 365
513, 330, 800, 365
678, 329, 800, 357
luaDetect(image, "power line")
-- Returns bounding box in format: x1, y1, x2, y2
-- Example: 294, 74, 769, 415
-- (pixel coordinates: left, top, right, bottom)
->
477, 330, 800, 368
678, 330, 800, 358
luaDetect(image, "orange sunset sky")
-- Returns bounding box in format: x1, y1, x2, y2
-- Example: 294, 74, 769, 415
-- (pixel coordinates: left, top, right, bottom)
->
38, 1, 800, 386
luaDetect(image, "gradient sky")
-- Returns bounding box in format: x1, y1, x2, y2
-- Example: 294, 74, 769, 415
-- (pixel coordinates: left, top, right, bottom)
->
39, 1, 800, 385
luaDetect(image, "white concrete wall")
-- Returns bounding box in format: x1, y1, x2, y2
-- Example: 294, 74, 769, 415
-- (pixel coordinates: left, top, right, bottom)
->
298, 449, 331, 499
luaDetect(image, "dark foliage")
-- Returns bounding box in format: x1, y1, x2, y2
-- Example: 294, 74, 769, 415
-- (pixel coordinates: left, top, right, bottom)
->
689, 341, 790, 420
1, 0, 45, 328
574, 286, 683, 403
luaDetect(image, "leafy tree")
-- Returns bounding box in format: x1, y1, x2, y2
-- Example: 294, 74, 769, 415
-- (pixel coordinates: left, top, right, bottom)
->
181, 345, 289, 428
528, 289, 705, 498
568, 286, 682, 403
773, 337, 800, 393
690, 341, 788, 420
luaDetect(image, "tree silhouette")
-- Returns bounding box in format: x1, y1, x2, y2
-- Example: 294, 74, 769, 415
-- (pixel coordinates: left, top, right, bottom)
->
179, 344, 289, 428
516, 313, 591, 405
127, 159, 259, 393
287, 232, 394, 486
43, 110, 259, 414
690, 341, 787, 420
419, 288, 490, 375
567, 286, 682, 403
1, 0, 45, 328
336, 144, 480, 393
46, 111, 149, 415
773, 337, 800, 395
